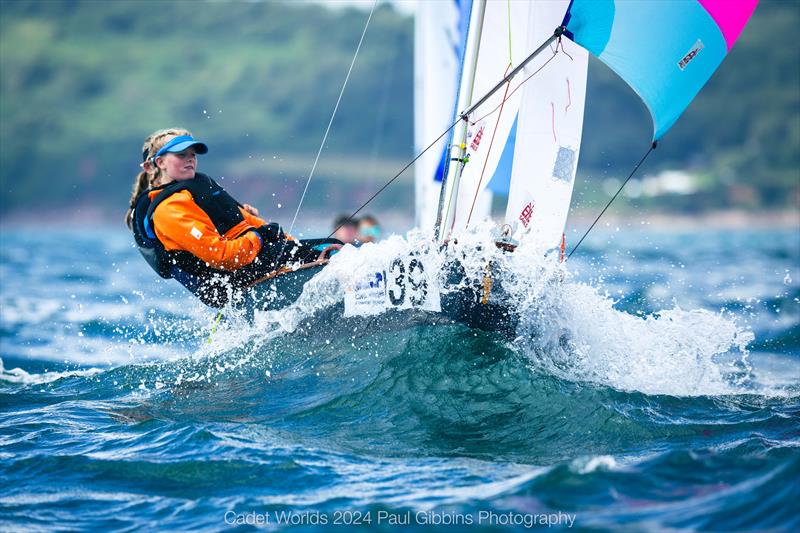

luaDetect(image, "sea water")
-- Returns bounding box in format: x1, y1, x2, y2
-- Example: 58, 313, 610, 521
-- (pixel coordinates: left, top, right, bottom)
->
1, 225, 798, 531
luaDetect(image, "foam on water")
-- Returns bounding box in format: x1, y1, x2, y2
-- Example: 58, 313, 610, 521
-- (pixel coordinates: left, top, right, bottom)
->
517, 281, 755, 396
3, 226, 774, 401
258, 230, 449, 331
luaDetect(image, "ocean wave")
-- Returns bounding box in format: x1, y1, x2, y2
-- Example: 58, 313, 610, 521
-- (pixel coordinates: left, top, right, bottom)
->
0, 358, 105, 385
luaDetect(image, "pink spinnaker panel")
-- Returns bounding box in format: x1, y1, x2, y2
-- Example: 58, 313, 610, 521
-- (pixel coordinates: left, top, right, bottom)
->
698, 0, 759, 50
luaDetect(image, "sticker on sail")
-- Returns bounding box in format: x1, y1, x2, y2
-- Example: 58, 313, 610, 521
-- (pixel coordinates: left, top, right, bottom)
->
344, 256, 441, 317
678, 39, 704, 70
518, 200, 534, 228
468, 121, 486, 152
552, 146, 576, 182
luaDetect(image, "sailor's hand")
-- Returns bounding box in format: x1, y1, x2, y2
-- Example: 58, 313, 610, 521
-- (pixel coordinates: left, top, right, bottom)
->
242, 203, 259, 216
253, 223, 286, 243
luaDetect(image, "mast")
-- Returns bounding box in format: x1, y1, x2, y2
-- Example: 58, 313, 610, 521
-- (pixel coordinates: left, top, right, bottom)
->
414, 0, 468, 231
433, 0, 486, 242
434, 5, 566, 242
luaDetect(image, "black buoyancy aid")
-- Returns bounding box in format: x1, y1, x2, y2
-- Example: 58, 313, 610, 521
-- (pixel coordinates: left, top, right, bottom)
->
131, 173, 248, 307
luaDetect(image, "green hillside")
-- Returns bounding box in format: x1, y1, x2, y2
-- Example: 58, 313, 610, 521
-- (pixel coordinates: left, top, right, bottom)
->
0, 0, 797, 221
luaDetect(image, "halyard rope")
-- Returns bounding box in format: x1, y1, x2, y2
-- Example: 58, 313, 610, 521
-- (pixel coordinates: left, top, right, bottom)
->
286, 0, 377, 239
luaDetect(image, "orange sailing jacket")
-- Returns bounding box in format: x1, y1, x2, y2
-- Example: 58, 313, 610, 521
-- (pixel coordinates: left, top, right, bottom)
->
148, 175, 267, 271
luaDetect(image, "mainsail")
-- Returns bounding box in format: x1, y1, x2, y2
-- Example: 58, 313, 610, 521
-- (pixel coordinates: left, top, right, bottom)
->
413, 0, 473, 231
342, 0, 760, 332
435, 0, 588, 249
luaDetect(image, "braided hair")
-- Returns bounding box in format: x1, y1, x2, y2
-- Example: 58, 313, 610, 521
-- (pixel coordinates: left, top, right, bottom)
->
124, 128, 191, 229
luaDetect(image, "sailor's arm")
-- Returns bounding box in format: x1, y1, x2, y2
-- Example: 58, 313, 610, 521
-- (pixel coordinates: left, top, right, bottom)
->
241, 208, 267, 229
242, 208, 295, 242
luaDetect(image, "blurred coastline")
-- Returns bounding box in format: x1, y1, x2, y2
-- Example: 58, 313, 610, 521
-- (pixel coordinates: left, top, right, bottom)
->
567, 208, 799, 231
1, 0, 798, 226
2, 206, 796, 236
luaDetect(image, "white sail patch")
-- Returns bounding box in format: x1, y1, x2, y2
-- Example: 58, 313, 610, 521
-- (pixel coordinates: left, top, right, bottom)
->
552, 146, 577, 182
468, 120, 487, 152
435, 0, 587, 251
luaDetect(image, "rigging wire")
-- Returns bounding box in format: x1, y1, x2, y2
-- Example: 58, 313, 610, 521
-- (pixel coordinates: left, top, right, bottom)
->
285, 0, 377, 239
460, 40, 566, 228
567, 141, 657, 260
326, 116, 463, 240
284, 11, 653, 268
462, 37, 568, 228
506, 0, 513, 64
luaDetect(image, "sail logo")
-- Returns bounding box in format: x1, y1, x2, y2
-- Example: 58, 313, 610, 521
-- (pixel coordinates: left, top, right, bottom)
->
518, 202, 534, 228
353, 271, 384, 292
678, 40, 704, 71
469, 122, 485, 151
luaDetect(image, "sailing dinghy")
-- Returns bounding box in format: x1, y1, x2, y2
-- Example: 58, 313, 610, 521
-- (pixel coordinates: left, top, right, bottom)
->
242, 0, 758, 334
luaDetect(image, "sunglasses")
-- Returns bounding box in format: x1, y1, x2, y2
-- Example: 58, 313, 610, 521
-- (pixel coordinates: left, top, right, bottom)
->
360, 226, 381, 238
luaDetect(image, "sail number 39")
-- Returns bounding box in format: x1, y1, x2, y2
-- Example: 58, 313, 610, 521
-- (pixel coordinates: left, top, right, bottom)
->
387, 257, 428, 307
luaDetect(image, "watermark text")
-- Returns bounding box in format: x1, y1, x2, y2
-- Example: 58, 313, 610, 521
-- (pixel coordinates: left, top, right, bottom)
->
223, 509, 576, 528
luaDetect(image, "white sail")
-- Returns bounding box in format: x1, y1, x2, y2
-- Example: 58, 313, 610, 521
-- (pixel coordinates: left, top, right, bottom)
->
437, 0, 587, 248
504, 0, 587, 250
413, 0, 468, 231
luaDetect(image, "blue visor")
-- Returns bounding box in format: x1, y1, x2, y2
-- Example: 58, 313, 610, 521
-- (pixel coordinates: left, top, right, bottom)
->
154, 135, 208, 158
